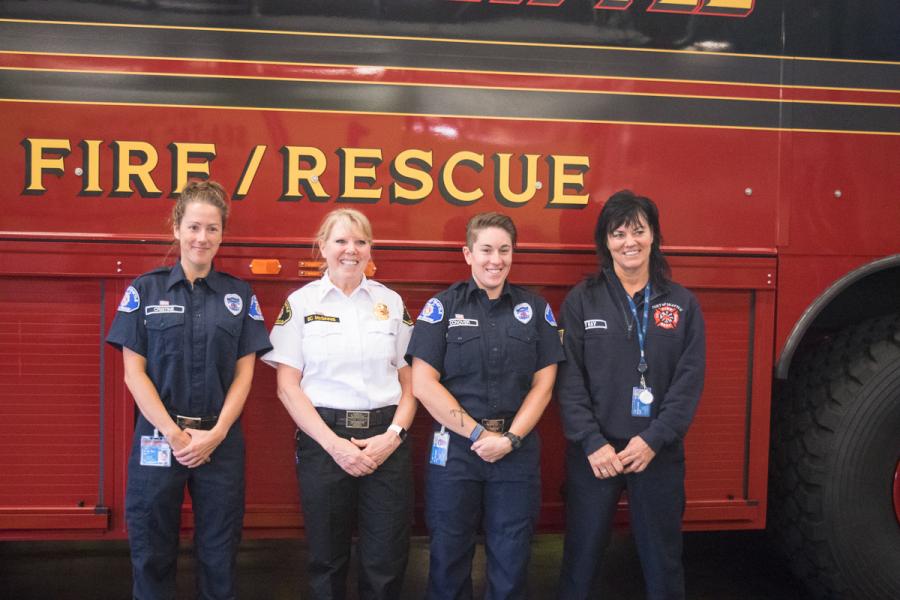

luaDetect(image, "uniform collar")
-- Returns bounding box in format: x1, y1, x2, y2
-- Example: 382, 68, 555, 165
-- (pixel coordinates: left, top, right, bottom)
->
165, 262, 226, 292
318, 271, 371, 301
464, 277, 512, 303
602, 267, 669, 301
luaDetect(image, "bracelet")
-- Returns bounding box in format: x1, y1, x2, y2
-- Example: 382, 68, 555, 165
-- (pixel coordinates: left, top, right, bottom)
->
468, 423, 485, 442
503, 431, 523, 450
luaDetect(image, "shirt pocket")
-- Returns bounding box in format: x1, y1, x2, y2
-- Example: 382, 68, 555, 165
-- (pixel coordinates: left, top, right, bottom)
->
507, 325, 538, 378
365, 318, 399, 363
301, 321, 344, 365
145, 312, 185, 356
215, 316, 241, 363
444, 326, 481, 377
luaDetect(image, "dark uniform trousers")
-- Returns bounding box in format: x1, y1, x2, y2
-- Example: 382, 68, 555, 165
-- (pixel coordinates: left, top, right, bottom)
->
425, 429, 541, 600
558, 441, 686, 600
126, 415, 245, 600
296, 422, 413, 600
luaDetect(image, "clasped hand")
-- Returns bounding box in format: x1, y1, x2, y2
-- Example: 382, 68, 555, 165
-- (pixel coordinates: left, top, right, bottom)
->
588, 436, 656, 479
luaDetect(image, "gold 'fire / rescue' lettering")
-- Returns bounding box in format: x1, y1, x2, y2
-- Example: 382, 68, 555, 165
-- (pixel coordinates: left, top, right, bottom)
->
21, 137, 591, 208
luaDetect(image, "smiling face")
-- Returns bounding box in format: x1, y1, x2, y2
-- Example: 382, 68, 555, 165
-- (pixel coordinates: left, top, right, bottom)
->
606, 213, 653, 280
320, 218, 371, 291
463, 226, 513, 299
174, 200, 223, 279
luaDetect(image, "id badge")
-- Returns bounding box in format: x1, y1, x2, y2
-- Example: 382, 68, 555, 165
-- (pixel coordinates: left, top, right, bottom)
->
140, 433, 171, 467
430, 427, 449, 467
631, 386, 653, 418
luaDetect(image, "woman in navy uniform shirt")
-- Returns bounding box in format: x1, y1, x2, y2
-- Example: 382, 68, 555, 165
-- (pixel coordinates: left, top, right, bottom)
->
557, 190, 706, 600
263, 208, 416, 600
106, 180, 272, 600
407, 212, 564, 600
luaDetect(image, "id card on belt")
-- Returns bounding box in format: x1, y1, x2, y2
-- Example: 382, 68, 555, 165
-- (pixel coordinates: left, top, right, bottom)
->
140, 433, 171, 467
430, 428, 449, 467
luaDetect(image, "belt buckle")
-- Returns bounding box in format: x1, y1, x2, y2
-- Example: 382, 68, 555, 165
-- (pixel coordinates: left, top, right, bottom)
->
345, 410, 370, 429
176, 415, 201, 429
481, 418, 505, 433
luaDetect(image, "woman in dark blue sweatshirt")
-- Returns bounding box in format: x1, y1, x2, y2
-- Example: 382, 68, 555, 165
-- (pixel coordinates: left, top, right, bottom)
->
557, 190, 706, 600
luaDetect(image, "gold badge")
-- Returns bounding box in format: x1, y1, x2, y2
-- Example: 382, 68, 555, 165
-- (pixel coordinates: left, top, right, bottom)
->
374, 302, 390, 320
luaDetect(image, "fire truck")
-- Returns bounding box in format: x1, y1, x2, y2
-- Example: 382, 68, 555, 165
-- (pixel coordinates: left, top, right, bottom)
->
1, 1, 898, 598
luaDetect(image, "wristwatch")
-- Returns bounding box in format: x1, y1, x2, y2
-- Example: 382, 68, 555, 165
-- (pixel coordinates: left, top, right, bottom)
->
503, 431, 523, 450
388, 423, 408, 441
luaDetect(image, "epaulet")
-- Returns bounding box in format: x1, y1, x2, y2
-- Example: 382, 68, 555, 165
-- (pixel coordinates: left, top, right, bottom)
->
136, 265, 172, 281
367, 279, 385, 289
447, 280, 468, 292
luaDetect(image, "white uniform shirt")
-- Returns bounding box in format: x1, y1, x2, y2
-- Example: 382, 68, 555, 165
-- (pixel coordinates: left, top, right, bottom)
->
262, 273, 412, 410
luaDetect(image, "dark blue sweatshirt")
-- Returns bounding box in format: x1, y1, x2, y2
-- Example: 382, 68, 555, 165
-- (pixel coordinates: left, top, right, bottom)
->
557, 270, 706, 455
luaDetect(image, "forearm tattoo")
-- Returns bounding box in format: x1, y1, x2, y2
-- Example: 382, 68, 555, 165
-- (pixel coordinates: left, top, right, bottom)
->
450, 408, 468, 428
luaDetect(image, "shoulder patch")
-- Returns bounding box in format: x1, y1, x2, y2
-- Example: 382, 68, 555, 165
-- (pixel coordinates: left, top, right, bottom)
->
402, 304, 414, 326
274, 300, 292, 326
117, 286, 140, 313
544, 303, 558, 327
417, 298, 444, 324
513, 302, 533, 324
248, 295, 264, 321
224, 293, 243, 316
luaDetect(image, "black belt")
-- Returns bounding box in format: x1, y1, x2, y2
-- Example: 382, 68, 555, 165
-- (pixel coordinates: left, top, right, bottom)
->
171, 413, 219, 430
480, 417, 514, 433
316, 405, 397, 429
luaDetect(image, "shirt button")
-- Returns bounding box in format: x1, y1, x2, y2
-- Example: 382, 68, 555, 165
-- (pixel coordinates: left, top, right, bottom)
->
492, 347, 498, 352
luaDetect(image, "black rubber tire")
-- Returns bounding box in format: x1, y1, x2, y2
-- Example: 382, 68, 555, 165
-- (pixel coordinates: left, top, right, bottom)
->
769, 314, 900, 599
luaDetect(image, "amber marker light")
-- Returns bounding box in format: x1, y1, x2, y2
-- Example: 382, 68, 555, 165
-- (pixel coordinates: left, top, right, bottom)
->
249, 259, 282, 275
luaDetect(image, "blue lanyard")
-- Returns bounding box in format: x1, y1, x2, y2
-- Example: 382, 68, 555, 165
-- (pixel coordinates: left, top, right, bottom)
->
625, 283, 651, 375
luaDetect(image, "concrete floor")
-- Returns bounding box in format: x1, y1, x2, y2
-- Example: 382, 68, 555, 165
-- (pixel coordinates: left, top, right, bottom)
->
1, 531, 810, 599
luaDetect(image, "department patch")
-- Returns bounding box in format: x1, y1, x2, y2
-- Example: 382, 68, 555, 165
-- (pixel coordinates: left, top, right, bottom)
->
653, 303, 681, 330
584, 319, 607, 330
448, 318, 479, 328
224, 294, 243, 316
274, 300, 292, 326
513, 302, 533, 324
248, 295, 264, 321
304, 314, 340, 324
145, 305, 185, 315
117, 286, 140, 313
402, 305, 413, 326
544, 304, 558, 327
418, 298, 444, 324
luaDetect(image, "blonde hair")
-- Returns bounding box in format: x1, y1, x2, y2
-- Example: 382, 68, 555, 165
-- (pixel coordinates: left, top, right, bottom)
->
313, 208, 374, 263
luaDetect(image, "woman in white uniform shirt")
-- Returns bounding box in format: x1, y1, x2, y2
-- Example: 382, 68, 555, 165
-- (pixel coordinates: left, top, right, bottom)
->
263, 208, 415, 600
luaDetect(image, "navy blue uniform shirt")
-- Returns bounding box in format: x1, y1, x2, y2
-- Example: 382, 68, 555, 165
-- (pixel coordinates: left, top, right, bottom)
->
406, 278, 564, 420
557, 269, 706, 455
106, 263, 272, 417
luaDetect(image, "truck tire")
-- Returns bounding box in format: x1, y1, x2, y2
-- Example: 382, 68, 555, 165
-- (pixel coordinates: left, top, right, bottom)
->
769, 314, 900, 599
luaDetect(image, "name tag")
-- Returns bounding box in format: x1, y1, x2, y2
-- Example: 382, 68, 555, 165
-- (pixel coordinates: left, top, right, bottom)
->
585, 319, 607, 330
145, 305, 185, 315
304, 314, 340, 324
448, 318, 479, 328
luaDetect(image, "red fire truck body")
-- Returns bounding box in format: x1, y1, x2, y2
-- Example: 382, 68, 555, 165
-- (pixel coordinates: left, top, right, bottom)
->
1, 1, 898, 597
